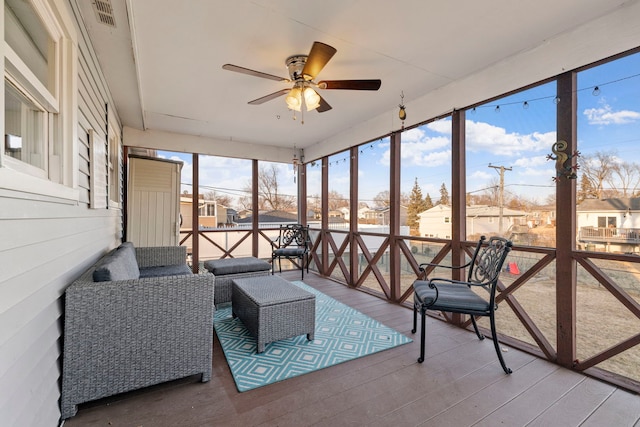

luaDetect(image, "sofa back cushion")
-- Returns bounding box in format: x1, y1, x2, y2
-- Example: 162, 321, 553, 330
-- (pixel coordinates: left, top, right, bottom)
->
93, 243, 141, 282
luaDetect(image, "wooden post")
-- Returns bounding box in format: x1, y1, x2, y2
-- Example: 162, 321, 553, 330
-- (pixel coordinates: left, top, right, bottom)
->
556, 71, 578, 368
451, 110, 466, 325
350, 146, 359, 286
451, 110, 466, 278
389, 132, 401, 301
191, 153, 199, 273
252, 159, 259, 257
321, 156, 329, 275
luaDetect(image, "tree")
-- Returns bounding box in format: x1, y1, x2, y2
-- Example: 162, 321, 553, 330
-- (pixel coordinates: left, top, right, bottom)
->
373, 190, 390, 208
328, 190, 348, 211
203, 190, 232, 207
242, 164, 296, 211
438, 183, 450, 206
580, 151, 615, 200
610, 161, 640, 197
407, 178, 429, 233
578, 174, 596, 202
424, 193, 433, 209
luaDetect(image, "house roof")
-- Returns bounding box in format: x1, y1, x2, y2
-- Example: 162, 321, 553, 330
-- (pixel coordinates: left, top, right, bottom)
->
235, 210, 298, 224
78, 1, 639, 163
577, 197, 640, 212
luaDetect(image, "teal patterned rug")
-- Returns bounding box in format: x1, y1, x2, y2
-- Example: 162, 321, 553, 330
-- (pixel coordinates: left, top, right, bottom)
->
213, 281, 412, 392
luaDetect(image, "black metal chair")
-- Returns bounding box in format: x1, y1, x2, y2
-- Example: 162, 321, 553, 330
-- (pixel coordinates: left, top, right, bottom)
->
412, 235, 513, 374
271, 224, 311, 279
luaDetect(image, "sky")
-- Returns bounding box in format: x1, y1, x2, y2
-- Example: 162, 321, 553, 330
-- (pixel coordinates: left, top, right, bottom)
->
159, 51, 640, 209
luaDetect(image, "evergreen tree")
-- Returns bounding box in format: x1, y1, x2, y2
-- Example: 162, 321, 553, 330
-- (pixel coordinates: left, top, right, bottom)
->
578, 173, 596, 203
439, 183, 450, 206
425, 193, 433, 209
407, 178, 428, 233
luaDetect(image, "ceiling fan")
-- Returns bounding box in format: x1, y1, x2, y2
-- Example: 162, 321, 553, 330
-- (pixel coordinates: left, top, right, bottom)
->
222, 41, 381, 114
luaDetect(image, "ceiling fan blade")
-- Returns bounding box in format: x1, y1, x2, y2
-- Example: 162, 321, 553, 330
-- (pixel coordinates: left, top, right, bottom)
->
248, 89, 290, 105
302, 42, 337, 79
316, 95, 332, 113
222, 64, 289, 82
318, 79, 382, 90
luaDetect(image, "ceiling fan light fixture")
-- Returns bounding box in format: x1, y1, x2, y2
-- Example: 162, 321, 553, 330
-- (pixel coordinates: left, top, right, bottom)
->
285, 87, 303, 111
303, 87, 321, 111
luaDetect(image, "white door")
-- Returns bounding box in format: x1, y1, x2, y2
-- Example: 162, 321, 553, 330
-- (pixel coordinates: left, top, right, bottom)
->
127, 156, 182, 246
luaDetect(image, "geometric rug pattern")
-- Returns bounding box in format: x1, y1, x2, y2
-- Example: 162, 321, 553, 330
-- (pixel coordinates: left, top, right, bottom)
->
213, 281, 412, 392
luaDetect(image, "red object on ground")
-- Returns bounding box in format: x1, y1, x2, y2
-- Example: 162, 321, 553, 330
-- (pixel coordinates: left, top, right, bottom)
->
508, 262, 520, 275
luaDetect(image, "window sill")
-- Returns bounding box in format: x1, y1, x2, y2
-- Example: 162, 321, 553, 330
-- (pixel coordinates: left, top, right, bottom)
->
0, 167, 79, 205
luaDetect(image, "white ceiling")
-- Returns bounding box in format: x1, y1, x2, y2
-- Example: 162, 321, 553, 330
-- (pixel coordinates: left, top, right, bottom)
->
78, 0, 640, 162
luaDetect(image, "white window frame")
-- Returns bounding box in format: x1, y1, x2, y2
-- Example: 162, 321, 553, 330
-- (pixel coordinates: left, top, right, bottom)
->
1, 0, 78, 202
107, 117, 121, 208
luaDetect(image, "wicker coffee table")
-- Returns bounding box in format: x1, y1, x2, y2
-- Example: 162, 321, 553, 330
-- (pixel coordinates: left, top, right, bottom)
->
232, 275, 316, 353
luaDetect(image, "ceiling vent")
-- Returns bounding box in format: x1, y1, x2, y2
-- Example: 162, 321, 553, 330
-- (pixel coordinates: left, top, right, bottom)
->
92, 0, 116, 27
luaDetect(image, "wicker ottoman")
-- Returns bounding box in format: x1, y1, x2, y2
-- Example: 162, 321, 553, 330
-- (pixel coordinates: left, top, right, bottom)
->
204, 257, 271, 305
232, 275, 316, 353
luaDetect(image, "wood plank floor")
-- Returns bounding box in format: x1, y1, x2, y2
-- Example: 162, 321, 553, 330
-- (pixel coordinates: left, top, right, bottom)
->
63, 272, 640, 427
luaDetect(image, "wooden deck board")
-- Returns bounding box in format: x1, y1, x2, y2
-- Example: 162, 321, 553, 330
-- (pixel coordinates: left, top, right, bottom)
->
63, 272, 640, 427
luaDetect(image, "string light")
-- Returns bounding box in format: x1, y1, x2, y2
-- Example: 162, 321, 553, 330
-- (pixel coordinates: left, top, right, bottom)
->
312, 139, 387, 168
468, 71, 640, 112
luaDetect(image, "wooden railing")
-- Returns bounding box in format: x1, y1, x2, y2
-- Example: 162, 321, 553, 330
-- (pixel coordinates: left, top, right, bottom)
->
180, 225, 640, 393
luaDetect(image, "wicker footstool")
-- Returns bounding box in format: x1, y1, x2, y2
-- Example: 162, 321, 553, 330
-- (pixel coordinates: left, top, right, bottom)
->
204, 257, 271, 305
232, 275, 315, 353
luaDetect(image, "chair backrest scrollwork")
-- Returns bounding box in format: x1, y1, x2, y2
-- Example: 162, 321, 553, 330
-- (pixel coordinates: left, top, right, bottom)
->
468, 236, 512, 286
279, 224, 309, 249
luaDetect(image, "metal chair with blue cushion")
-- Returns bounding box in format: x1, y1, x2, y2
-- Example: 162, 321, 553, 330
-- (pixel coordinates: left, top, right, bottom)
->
271, 224, 311, 279
412, 235, 513, 374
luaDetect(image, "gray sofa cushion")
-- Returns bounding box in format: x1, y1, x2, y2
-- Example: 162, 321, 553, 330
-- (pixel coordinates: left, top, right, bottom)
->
139, 264, 192, 278
93, 243, 141, 282
204, 257, 271, 275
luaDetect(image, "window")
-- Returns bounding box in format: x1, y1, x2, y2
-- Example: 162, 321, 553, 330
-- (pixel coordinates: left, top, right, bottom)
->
4, 81, 47, 176
2, 0, 77, 198
597, 216, 617, 228
107, 120, 121, 207
444, 216, 450, 223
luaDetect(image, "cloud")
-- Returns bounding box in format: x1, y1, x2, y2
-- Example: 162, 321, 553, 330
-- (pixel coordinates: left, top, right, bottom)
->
466, 120, 556, 155
513, 155, 549, 167
583, 102, 640, 125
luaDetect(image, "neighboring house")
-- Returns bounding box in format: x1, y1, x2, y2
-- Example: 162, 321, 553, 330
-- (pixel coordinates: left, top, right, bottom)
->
235, 210, 298, 228
329, 209, 345, 219
359, 205, 408, 226
180, 195, 232, 229
577, 197, 640, 252
418, 205, 528, 239
339, 207, 350, 220
528, 204, 556, 227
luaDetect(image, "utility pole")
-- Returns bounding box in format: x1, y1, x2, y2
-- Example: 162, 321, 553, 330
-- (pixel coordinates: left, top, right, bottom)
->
488, 164, 512, 235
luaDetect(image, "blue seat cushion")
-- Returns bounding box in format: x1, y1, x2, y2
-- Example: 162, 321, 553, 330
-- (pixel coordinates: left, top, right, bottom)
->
413, 280, 490, 313
204, 257, 271, 275
273, 248, 306, 257
139, 264, 192, 278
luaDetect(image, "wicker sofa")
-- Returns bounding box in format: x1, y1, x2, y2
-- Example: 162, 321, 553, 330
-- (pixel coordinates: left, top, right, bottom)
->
60, 242, 215, 419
